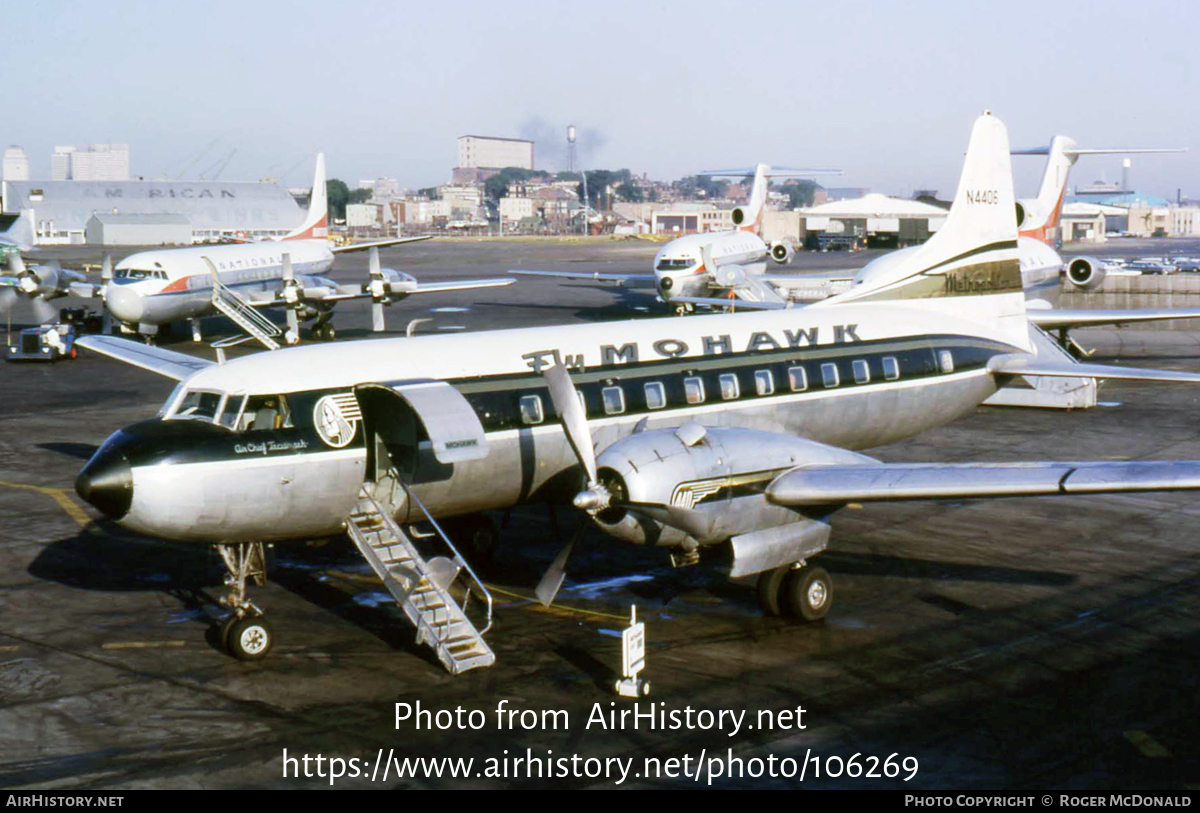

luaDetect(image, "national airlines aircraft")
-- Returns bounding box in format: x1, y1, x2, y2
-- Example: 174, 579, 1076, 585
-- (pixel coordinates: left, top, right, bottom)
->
73, 114, 1200, 670
510, 164, 839, 314
0, 155, 515, 345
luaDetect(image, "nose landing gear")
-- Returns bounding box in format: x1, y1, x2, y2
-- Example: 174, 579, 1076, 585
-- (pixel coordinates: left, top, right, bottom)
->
216, 542, 274, 660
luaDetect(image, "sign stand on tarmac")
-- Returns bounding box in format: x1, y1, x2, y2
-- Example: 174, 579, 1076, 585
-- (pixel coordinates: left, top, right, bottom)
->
615, 605, 650, 698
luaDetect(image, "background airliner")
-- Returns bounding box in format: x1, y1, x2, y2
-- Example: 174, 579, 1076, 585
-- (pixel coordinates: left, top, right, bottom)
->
511, 163, 839, 313
0, 154, 515, 347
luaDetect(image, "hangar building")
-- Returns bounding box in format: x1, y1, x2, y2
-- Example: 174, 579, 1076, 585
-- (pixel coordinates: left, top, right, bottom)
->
1, 179, 304, 245
798, 193, 948, 248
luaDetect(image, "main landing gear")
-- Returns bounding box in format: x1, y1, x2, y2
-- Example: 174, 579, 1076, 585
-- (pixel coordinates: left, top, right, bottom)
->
216, 542, 274, 660
756, 562, 832, 621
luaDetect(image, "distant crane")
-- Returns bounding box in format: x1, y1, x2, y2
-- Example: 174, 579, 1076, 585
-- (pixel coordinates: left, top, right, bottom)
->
199, 148, 238, 180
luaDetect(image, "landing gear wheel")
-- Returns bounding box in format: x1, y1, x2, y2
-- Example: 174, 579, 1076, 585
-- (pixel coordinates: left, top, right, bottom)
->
226, 615, 273, 661
756, 565, 791, 616
781, 565, 832, 621
312, 323, 337, 342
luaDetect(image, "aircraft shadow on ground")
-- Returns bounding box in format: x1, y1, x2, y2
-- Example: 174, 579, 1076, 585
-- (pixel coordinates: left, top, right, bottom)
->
36, 442, 99, 460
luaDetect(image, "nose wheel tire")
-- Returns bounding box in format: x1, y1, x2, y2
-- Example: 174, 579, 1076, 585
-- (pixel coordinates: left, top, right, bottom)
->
781, 565, 832, 621
225, 615, 274, 661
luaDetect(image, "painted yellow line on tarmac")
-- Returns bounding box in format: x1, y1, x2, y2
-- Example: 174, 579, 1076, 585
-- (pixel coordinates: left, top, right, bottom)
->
1123, 730, 1171, 758
101, 641, 186, 650
0, 480, 93, 529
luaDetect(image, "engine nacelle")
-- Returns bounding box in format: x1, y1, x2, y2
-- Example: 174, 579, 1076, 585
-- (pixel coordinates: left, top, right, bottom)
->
769, 241, 793, 264
19, 264, 61, 298
1064, 256, 1106, 291
731, 207, 747, 227
591, 424, 871, 547
382, 268, 417, 295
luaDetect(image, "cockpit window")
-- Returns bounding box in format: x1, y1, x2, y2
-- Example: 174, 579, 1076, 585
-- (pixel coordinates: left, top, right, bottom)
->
237, 395, 293, 431
113, 268, 166, 282
655, 258, 695, 271
173, 390, 222, 421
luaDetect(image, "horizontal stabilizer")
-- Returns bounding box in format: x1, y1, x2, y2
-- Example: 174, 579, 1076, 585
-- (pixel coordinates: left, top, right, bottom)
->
331, 235, 433, 254
509, 269, 656, 288
76, 335, 215, 380
1028, 307, 1200, 329
987, 353, 1200, 383
767, 460, 1200, 506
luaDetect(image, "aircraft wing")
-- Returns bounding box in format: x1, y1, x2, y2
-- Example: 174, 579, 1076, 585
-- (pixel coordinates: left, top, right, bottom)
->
986, 353, 1200, 383
248, 277, 517, 305
330, 235, 434, 254
1028, 308, 1200, 329
509, 269, 657, 289
406, 278, 516, 294
76, 335, 215, 380
670, 295, 791, 311
766, 460, 1200, 506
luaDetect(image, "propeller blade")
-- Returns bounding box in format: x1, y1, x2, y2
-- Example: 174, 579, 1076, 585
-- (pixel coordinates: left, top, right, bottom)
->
10, 254, 25, 275
0, 288, 16, 314
535, 517, 586, 607
368, 246, 382, 277
33, 297, 57, 324
101, 253, 113, 284
542, 363, 597, 485
372, 300, 385, 332
282, 253, 300, 344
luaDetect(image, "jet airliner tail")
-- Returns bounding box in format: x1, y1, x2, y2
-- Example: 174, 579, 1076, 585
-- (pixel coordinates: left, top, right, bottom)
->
282, 152, 328, 241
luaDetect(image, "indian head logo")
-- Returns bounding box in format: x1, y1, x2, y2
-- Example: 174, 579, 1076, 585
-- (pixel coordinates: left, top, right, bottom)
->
313, 393, 362, 448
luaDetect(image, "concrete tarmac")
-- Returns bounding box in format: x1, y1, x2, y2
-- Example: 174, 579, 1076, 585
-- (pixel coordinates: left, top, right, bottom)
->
2, 239, 1200, 789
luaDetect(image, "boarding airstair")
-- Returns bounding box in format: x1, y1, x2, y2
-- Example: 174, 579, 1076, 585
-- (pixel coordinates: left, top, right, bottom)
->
203, 258, 281, 351
345, 482, 495, 675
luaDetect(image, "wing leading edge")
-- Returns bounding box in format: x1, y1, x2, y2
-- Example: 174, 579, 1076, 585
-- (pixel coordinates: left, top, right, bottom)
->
76, 335, 214, 380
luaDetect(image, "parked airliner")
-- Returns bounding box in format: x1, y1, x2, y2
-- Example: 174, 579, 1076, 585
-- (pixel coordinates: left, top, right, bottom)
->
74, 114, 1200, 671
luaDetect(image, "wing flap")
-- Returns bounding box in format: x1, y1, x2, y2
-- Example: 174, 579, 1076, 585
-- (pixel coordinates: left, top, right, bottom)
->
1029, 308, 1200, 329
76, 335, 214, 380
987, 353, 1200, 383
766, 460, 1200, 506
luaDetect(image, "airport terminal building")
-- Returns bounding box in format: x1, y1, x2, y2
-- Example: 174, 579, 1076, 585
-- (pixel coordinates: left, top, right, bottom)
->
1, 179, 304, 245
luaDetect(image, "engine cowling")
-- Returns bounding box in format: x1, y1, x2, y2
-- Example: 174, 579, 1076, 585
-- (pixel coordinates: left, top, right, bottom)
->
731, 207, 747, 226
590, 424, 872, 547
1064, 256, 1106, 290
1014, 198, 1044, 230
769, 241, 793, 264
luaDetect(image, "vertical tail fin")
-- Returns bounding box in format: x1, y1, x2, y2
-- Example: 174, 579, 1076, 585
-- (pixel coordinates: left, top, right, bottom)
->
1014, 139, 1185, 243
733, 163, 770, 233
282, 152, 328, 241
826, 112, 1022, 306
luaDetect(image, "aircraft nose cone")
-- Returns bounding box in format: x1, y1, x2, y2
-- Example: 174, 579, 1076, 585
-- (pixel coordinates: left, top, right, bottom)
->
76, 446, 132, 521
105, 285, 144, 323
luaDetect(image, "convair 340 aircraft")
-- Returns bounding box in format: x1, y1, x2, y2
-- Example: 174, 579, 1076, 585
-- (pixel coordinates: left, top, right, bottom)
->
0, 154, 514, 346
511, 164, 839, 314
74, 113, 1200, 673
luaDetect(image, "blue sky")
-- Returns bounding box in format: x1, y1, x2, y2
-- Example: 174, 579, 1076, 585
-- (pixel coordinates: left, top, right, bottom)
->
4, 0, 1197, 198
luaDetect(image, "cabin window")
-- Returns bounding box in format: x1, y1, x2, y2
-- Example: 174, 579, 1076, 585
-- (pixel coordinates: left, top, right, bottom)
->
684, 376, 705, 404
519, 394, 544, 425
644, 382, 667, 410
719, 373, 740, 400
788, 366, 808, 392
883, 356, 900, 381
853, 359, 870, 384
821, 363, 840, 388
173, 390, 222, 422
239, 395, 293, 431
939, 350, 955, 374
602, 386, 626, 415
754, 369, 774, 396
